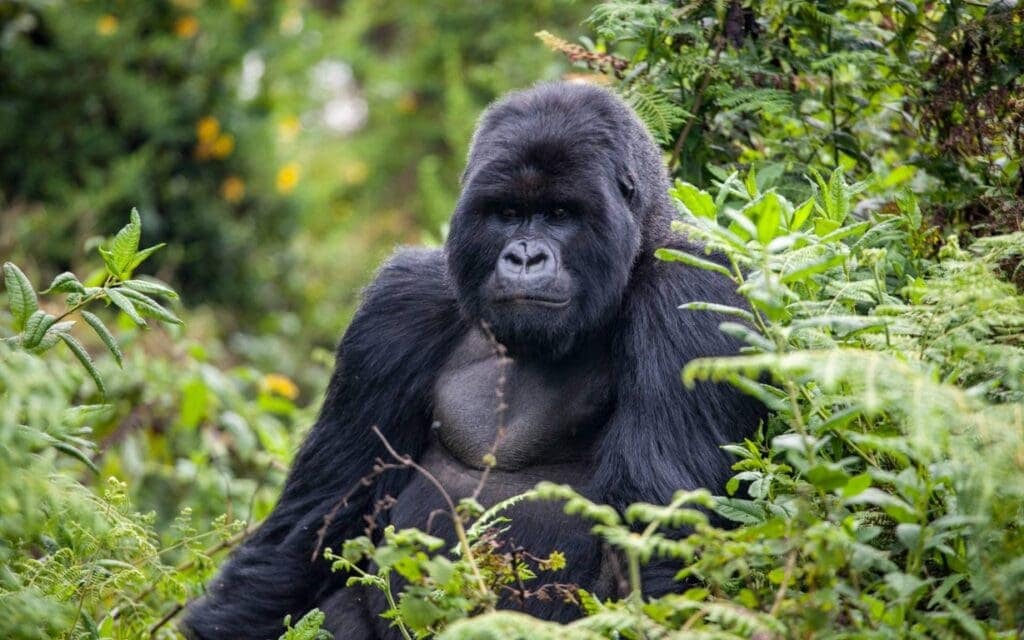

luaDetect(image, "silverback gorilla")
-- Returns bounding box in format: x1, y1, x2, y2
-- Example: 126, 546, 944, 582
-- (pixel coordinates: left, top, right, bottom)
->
183, 82, 763, 639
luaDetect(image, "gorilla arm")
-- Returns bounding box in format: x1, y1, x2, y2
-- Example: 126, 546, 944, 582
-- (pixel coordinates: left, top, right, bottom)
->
182, 249, 465, 640
590, 243, 765, 594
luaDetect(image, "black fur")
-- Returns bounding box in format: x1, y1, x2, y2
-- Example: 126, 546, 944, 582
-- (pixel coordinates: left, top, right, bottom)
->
182, 82, 763, 639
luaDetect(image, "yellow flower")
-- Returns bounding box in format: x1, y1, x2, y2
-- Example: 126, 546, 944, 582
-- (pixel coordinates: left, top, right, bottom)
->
174, 15, 200, 39
261, 373, 299, 400
278, 116, 301, 143
340, 160, 369, 186
220, 176, 246, 203
196, 116, 220, 144
276, 163, 301, 194
211, 133, 235, 159
96, 14, 119, 36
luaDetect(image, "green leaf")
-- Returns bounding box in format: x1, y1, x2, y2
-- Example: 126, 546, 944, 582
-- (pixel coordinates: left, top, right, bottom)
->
713, 497, 766, 524
741, 191, 784, 244
116, 287, 183, 325
126, 243, 167, 274
52, 441, 101, 474
104, 208, 142, 278
724, 208, 758, 241
842, 472, 872, 498
880, 165, 916, 189
3, 262, 38, 330
806, 463, 850, 491
28, 320, 76, 354
81, 311, 123, 367
105, 288, 147, 326
744, 166, 758, 198
814, 218, 842, 236
895, 523, 921, 550
22, 310, 57, 349
678, 301, 755, 323
43, 271, 86, 294
123, 277, 178, 300
397, 595, 445, 630
845, 488, 917, 523
779, 248, 846, 284
59, 333, 106, 396
671, 182, 717, 219
790, 197, 814, 231
655, 248, 733, 277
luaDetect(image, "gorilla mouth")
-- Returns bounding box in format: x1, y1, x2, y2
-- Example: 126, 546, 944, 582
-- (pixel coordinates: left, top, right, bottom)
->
495, 295, 571, 308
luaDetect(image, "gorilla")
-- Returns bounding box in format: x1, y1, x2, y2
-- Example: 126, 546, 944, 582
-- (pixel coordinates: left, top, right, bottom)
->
183, 82, 763, 639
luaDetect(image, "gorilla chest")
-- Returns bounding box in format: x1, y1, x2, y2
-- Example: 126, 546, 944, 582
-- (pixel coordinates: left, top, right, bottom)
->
431, 329, 613, 473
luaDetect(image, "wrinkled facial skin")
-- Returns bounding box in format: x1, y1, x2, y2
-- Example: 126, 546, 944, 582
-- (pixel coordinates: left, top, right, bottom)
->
446, 118, 642, 360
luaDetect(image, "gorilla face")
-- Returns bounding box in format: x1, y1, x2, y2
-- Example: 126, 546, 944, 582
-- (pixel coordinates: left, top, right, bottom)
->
446, 86, 645, 359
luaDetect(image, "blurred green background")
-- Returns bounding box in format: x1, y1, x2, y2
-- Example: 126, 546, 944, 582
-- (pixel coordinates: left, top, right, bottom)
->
0, 0, 589, 364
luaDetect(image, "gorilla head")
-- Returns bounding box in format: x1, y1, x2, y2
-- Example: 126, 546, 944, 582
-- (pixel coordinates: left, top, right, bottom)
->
446, 82, 674, 359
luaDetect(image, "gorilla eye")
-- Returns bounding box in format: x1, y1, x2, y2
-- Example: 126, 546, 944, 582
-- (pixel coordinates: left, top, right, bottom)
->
500, 207, 518, 219
551, 207, 569, 220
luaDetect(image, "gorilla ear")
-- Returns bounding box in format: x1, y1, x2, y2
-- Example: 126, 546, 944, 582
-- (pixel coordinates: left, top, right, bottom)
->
618, 171, 637, 203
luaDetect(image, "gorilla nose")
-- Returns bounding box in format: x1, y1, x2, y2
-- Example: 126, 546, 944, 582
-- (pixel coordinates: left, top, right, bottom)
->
497, 240, 556, 282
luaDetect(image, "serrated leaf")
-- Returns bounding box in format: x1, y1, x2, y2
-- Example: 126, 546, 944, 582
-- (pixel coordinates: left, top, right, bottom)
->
117, 288, 183, 325
22, 310, 57, 349
790, 197, 814, 230
98, 248, 121, 279
3, 262, 38, 330
123, 277, 177, 300
724, 208, 758, 241
43, 271, 86, 294
655, 248, 732, 277
52, 441, 101, 474
81, 311, 123, 367
29, 321, 76, 354
740, 191, 783, 244
59, 333, 106, 396
126, 243, 166, 275
671, 182, 717, 219
678, 301, 755, 322
713, 497, 766, 524
105, 288, 147, 327
104, 208, 142, 278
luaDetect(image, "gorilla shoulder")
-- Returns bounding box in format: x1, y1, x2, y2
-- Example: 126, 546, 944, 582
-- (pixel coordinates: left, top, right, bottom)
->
341, 248, 462, 368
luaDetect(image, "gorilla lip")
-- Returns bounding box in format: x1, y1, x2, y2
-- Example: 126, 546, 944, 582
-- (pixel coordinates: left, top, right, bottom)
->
495, 295, 571, 308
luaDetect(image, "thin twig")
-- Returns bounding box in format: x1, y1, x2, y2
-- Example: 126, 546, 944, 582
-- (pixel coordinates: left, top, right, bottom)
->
471, 320, 513, 502
370, 426, 491, 603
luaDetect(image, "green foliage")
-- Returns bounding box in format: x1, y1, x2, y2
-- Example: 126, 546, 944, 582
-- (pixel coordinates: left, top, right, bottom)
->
0, 211, 322, 639
545, 0, 1022, 233
3, 209, 180, 396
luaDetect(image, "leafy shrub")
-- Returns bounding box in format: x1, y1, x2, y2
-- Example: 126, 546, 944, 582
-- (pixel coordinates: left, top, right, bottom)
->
0, 211, 321, 639
540, 0, 1022, 234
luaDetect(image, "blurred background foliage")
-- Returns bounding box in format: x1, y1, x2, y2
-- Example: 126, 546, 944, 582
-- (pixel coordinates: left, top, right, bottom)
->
0, 0, 1022, 638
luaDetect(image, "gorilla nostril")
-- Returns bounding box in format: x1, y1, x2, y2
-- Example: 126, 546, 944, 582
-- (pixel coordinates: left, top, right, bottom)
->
504, 252, 524, 267
526, 253, 547, 269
